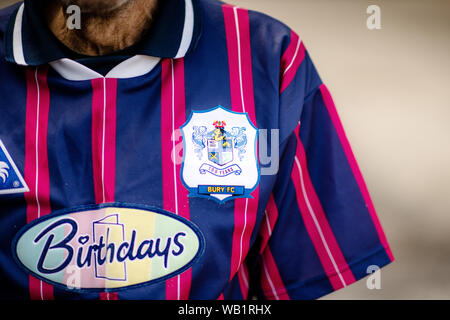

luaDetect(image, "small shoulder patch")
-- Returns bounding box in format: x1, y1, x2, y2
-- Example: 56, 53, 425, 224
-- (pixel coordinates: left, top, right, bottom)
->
0, 139, 29, 195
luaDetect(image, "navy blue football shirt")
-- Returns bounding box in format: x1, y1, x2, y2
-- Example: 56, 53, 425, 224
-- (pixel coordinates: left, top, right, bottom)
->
0, 0, 394, 300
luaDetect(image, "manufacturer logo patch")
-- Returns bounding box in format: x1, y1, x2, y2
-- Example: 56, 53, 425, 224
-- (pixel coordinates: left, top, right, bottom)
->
0, 139, 28, 195
180, 106, 259, 202
12, 203, 205, 292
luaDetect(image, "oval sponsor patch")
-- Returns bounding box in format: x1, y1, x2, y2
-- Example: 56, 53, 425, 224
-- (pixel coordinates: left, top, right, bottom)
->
12, 203, 205, 292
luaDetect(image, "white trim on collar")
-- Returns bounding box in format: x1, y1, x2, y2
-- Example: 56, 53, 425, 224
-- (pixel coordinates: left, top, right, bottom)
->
175, 0, 194, 59
12, 3, 27, 66
49, 55, 161, 81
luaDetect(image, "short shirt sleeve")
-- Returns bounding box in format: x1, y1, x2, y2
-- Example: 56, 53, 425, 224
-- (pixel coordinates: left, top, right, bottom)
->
256, 30, 394, 300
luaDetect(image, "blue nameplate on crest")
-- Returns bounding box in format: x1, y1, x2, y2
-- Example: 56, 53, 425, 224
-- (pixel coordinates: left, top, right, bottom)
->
198, 185, 245, 196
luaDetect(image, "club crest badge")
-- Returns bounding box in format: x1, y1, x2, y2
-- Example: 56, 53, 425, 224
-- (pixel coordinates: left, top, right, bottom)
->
180, 106, 259, 202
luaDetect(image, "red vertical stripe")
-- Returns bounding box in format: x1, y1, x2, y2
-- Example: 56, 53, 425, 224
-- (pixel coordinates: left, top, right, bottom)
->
103, 79, 117, 203
319, 84, 394, 261
223, 4, 241, 113
91, 78, 104, 204
91, 77, 118, 300
24, 66, 54, 300
260, 247, 290, 300
161, 58, 192, 300
237, 263, 250, 299
291, 124, 356, 290
259, 194, 279, 254
223, 5, 260, 299
99, 292, 118, 300
91, 78, 117, 205
280, 30, 306, 93
258, 195, 289, 299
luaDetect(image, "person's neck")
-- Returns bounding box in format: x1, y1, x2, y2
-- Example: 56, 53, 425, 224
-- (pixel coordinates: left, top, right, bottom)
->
45, 0, 159, 56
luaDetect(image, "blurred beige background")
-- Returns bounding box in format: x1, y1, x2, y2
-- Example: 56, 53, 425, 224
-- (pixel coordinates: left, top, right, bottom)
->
1, 0, 449, 299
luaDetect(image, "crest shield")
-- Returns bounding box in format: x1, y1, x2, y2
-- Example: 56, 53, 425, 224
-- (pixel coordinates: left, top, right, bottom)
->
207, 139, 233, 166
180, 106, 259, 202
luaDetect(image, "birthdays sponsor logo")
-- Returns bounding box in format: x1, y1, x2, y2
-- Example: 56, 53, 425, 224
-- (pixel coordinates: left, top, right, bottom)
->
12, 203, 204, 291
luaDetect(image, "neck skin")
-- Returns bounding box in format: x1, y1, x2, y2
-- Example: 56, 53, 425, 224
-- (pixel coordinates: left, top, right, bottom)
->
45, 0, 159, 56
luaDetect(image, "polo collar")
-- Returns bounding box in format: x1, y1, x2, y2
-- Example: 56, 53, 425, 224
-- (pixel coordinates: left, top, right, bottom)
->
4, 0, 202, 66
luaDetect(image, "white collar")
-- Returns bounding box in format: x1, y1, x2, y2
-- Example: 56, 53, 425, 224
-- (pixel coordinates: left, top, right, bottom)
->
49, 55, 161, 81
